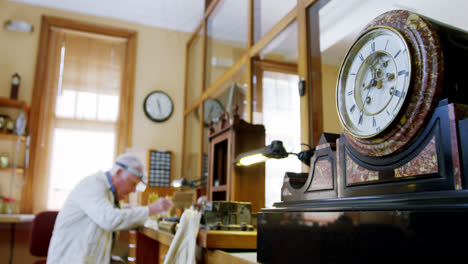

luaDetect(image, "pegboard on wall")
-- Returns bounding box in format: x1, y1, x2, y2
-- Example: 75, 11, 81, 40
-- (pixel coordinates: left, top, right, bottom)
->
147, 149, 172, 187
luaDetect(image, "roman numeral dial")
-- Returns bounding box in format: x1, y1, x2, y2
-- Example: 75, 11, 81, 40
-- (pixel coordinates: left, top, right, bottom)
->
337, 27, 411, 138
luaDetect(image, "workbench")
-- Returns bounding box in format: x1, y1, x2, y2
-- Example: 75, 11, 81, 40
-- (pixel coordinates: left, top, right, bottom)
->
128, 226, 258, 264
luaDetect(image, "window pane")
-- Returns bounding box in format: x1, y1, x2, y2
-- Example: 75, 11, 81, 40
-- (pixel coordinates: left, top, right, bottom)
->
205, 0, 248, 89
97, 94, 119, 121
182, 110, 201, 182
76, 91, 98, 120
47, 128, 115, 209
45, 28, 126, 211
258, 20, 298, 64
204, 64, 248, 123
251, 18, 299, 207
187, 27, 204, 108
55, 90, 76, 118
253, 0, 297, 43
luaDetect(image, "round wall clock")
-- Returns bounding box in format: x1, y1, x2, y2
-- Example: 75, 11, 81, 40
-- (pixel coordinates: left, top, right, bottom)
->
203, 99, 224, 126
143, 91, 173, 122
336, 9, 444, 157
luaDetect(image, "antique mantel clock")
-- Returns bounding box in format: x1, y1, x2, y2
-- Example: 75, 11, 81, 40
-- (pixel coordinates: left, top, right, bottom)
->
335, 9, 468, 197
258, 9, 468, 264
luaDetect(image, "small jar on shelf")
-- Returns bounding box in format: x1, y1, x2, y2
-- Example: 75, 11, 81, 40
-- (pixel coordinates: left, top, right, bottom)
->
0, 153, 9, 168
2, 197, 17, 214
0, 115, 6, 131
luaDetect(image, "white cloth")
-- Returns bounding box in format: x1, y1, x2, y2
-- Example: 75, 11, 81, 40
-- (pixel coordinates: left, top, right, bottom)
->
163, 208, 202, 264
47, 171, 149, 264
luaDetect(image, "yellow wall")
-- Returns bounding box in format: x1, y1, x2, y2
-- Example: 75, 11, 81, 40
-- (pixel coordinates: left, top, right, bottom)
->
0, 0, 190, 183
321, 63, 343, 135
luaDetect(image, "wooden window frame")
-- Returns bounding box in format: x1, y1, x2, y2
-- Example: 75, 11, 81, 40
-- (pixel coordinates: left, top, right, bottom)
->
23, 16, 137, 213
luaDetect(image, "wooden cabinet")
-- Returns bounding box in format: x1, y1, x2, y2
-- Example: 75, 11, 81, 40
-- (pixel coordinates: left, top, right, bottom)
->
207, 112, 265, 213
0, 97, 29, 213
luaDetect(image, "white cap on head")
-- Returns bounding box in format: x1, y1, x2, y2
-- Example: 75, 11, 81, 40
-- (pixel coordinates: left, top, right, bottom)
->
114, 153, 147, 185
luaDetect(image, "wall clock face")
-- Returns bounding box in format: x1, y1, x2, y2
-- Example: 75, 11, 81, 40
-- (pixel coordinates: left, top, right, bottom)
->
337, 27, 411, 139
203, 99, 224, 126
143, 91, 173, 122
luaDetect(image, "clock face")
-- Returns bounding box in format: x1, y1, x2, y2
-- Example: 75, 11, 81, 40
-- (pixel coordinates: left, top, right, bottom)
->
143, 91, 173, 122
12, 76, 20, 85
337, 27, 411, 138
203, 99, 224, 126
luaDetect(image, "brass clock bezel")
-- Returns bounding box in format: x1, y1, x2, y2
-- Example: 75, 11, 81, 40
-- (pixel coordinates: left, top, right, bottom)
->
336, 26, 412, 139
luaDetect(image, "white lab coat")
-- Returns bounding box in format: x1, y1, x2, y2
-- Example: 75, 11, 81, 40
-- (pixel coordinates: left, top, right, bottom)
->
47, 171, 149, 264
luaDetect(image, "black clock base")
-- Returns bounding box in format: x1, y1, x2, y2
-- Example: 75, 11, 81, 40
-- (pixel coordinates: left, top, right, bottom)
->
337, 101, 467, 198
258, 190, 468, 264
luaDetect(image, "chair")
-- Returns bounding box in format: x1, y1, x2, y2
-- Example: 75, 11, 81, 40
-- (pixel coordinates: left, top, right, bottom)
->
29, 211, 58, 264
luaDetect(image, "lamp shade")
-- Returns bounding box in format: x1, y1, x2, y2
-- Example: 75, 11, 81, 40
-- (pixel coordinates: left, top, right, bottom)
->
4, 19, 33, 33
171, 176, 207, 188
234, 140, 288, 166
171, 178, 189, 188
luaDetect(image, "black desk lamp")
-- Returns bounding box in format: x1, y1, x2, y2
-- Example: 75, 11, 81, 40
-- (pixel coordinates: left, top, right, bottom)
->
234, 140, 315, 166
171, 175, 207, 188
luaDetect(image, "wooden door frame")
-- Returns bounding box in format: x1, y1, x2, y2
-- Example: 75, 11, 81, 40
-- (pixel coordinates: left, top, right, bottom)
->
252, 58, 298, 114
22, 16, 137, 213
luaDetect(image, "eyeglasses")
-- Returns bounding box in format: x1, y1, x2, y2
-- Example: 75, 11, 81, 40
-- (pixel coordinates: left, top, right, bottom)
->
116, 162, 146, 184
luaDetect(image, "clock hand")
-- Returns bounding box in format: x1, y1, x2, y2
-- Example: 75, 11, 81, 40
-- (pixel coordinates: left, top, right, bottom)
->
363, 82, 371, 90
370, 55, 381, 72
362, 62, 378, 90
361, 80, 374, 111
382, 59, 390, 68
359, 55, 382, 113
363, 76, 377, 90
157, 100, 162, 113
206, 106, 214, 122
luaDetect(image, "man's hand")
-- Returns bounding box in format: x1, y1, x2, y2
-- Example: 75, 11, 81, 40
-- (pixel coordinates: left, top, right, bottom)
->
149, 197, 173, 216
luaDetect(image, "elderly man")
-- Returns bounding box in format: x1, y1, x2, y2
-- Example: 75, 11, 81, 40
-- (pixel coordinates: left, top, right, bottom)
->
47, 153, 173, 264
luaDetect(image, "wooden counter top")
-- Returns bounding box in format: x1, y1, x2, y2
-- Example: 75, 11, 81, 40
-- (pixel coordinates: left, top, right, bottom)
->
140, 226, 174, 246
197, 229, 257, 249
0, 214, 34, 223
133, 227, 258, 263
139, 226, 257, 249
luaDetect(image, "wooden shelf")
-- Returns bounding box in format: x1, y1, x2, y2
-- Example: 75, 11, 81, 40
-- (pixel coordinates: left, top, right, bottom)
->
0, 133, 27, 141
0, 97, 29, 112
0, 167, 24, 174
212, 185, 227, 192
